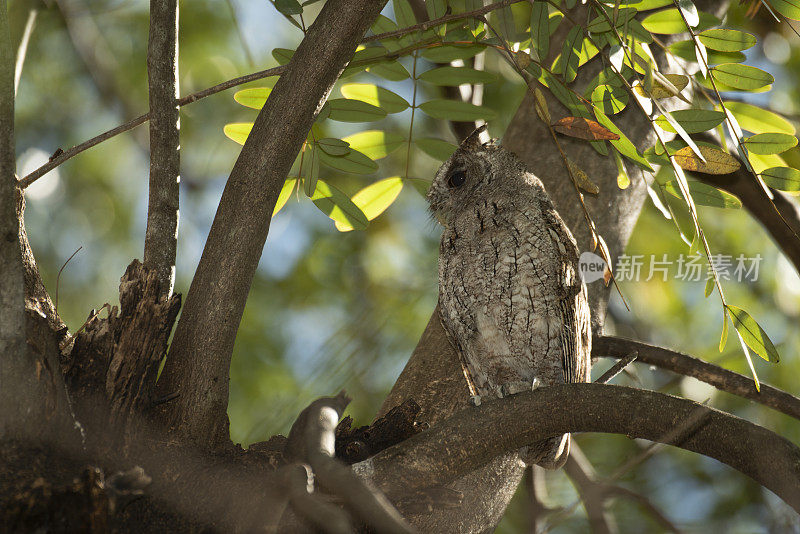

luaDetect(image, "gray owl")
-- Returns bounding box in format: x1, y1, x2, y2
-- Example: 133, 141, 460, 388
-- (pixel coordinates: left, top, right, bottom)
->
427, 126, 591, 469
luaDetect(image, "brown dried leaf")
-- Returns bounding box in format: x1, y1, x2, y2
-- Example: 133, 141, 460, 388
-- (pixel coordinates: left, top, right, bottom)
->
533, 87, 550, 123
673, 145, 741, 175
634, 73, 689, 100
553, 117, 620, 141
567, 158, 600, 194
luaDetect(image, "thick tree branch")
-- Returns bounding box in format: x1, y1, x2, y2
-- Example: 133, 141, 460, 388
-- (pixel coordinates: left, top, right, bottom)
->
361, 384, 800, 513
154, 0, 389, 449
594, 336, 800, 421
144, 0, 180, 298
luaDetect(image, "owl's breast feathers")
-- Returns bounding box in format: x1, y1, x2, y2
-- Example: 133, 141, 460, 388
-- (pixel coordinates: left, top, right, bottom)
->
438, 188, 591, 397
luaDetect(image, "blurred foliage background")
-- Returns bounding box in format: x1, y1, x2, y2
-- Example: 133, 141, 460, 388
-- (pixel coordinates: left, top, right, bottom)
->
12, 0, 800, 531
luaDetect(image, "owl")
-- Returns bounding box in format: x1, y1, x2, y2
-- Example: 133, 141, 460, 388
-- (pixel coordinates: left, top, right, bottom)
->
426, 126, 591, 469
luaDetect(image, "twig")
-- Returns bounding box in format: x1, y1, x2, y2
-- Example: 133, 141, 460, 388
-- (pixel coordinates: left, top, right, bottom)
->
55, 246, 82, 314
594, 351, 637, 385
593, 336, 800, 421
13, 8, 36, 96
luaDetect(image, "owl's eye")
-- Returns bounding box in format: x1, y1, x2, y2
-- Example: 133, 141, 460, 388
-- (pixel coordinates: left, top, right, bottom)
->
447, 169, 467, 188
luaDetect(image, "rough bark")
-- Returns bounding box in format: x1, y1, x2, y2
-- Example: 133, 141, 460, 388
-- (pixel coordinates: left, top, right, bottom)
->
155, 0, 389, 449
144, 0, 180, 298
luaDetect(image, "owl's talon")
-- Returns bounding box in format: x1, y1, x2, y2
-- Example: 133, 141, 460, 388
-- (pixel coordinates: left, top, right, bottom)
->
500, 380, 531, 397
531, 378, 541, 390
469, 395, 482, 406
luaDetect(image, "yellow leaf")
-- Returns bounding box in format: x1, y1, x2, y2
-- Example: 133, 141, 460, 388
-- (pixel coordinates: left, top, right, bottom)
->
673, 145, 740, 175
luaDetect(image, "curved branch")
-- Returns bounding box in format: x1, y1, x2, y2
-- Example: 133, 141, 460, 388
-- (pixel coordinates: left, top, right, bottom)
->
358, 384, 800, 513
154, 0, 389, 449
593, 336, 800, 421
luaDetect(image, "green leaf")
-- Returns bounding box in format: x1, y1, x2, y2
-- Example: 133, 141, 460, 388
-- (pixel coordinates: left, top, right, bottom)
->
273, 178, 297, 216
727, 305, 780, 363
368, 61, 411, 81
663, 180, 742, 208
426, 0, 447, 21
668, 40, 745, 64
311, 180, 369, 231
419, 99, 497, 121
759, 166, 800, 193
341, 130, 404, 160
272, 48, 295, 65
710, 63, 774, 92
422, 44, 486, 62
418, 66, 497, 86
641, 8, 718, 33
318, 148, 378, 174
698, 28, 756, 52
720, 308, 729, 352
274, 0, 302, 16
586, 7, 637, 32
770, 0, 800, 21
704, 276, 715, 297
591, 84, 629, 115
317, 138, 351, 156
654, 109, 726, 134
234, 88, 272, 110
724, 102, 796, 135
742, 133, 798, 155
340, 83, 409, 114
530, 1, 550, 61
335, 177, 404, 231
393, 0, 416, 29
325, 99, 387, 122
414, 137, 458, 161
594, 111, 654, 171
223, 123, 253, 145
559, 25, 583, 83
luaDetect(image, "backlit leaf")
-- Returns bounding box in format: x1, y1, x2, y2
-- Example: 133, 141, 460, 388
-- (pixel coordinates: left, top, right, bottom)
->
234, 88, 272, 110
311, 180, 368, 231
341, 130, 404, 160
595, 111, 653, 171
654, 109, 726, 134
698, 28, 756, 52
673, 145, 740, 174
770, 0, 800, 20
335, 177, 404, 231
591, 84, 628, 114
340, 83, 409, 113
727, 305, 780, 363
710, 63, 774, 91
223, 122, 253, 145
273, 178, 297, 216
724, 102, 795, 135
760, 166, 800, 193
663, 180, 742, 208
742, 133, 798, 155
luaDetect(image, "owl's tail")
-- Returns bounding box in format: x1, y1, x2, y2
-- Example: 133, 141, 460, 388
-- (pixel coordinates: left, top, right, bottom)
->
521, 433, 570, 470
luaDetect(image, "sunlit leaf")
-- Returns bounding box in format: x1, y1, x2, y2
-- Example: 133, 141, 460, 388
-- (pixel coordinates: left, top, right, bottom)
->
311, 180, 368, 230
742, 133, 798, 155
727, 305, 780, 363
335, 177, 404, 231
633, 73, 689, 100
317, 138, 350, 156
318, 147, 378, 174
340, 83, 409, 114
613, 150, 629, 189
698, 28, 756, 52
673, 145, 740, 174
642, 8, 688, 33
591, 84, 628, 115
234, 88, 272, 110
654, 109, 726, 134
553, 117, 620, 141
559, 25, 583, 83
724, 102, 796, 135
668, 40, 745, 64
677, 0, 699, 26
325, 99, 387, 122
419, 99, 497, 121
341, 130, 404, 160
415, 137, 458, 161
663, 180, 742, 208
418, 66, 497, 86
223, 122, 253, 145
594, 111, 653, 171
273, 178, 297, 216
710, 63, 774, 91
760, 166, 800, 193
720, 308, 729, 351
770, 0, 800, 21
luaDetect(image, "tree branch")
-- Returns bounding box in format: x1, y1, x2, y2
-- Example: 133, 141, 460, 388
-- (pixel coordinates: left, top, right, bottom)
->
360, 384, 800, 513
563, 446, 616, 534
593, 336, 800, 421
144, 0, 180, 298
153, 0, 389, 449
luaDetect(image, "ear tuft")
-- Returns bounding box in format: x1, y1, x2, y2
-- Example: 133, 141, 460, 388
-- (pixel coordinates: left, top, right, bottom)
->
460, 124, 489, 151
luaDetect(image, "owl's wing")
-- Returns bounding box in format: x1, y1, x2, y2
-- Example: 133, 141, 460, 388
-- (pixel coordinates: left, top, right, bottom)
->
541, 200, 592, 385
